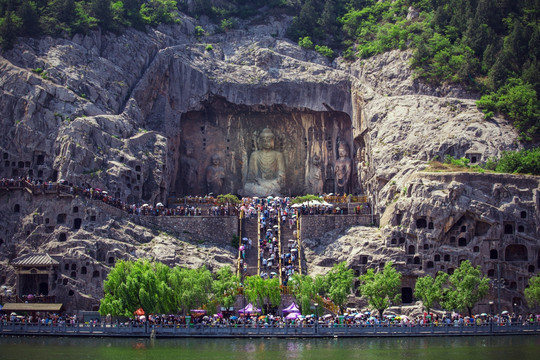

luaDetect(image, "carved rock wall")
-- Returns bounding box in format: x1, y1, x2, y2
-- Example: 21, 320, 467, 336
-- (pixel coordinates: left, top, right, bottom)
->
0, 14, 536, 313
173, 98, 353, 196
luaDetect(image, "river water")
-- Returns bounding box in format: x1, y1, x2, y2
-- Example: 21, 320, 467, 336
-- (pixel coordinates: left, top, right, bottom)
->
0, 335, 539, 360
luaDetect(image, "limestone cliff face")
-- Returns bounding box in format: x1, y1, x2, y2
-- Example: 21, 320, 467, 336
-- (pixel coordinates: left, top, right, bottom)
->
0, 14, 537, 312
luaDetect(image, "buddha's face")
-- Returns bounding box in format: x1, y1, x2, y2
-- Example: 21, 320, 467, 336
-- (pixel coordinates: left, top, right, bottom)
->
212, 155, 220, 165
338, 144, 349, 158
260, 131, 275, 150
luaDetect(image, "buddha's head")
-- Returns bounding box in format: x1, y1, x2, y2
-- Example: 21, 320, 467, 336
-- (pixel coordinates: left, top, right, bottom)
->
338, 142, 350, 158
259, 127, 275, 150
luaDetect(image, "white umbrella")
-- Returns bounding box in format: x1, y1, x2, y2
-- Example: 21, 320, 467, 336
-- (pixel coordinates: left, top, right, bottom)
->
156, 202, 164, 207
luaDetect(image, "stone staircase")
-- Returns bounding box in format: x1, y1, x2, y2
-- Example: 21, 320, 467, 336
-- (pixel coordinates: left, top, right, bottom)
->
279, 216, 303, 284
239, 216, 260, 277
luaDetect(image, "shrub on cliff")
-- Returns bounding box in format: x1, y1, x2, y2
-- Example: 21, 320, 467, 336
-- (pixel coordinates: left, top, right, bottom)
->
496, 147, 540, 175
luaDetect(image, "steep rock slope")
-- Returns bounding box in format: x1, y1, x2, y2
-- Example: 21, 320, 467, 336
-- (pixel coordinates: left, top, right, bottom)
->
0, 14, 535, 312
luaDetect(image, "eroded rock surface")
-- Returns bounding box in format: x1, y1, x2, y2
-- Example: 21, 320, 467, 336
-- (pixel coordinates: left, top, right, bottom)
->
0, 13, 537, 313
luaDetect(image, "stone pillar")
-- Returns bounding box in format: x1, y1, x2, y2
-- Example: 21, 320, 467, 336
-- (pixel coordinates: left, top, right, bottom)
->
48, 266, 55, 297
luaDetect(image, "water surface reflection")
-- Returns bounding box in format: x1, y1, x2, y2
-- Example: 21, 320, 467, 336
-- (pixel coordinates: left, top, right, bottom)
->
0, 335, 538, 360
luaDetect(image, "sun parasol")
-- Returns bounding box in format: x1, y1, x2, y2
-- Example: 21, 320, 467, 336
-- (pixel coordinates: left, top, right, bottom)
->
286, 312, 301, 320
134, 308, 145, 316
282, 302, 300, 314
238, 303, 261, 315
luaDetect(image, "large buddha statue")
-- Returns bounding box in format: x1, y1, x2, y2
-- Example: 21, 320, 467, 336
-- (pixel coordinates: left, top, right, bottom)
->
335, 142, 352, 194
243, 127, 285, 197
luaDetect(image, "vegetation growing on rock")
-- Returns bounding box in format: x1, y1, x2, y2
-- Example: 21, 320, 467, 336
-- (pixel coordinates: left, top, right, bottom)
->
1, 1, 537, 139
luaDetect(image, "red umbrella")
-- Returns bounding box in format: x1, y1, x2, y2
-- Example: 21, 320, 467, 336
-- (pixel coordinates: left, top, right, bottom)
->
134, 308, 145, 316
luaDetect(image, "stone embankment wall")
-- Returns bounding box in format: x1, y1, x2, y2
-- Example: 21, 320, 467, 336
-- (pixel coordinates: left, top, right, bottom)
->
89, 200, 238, 244
131, 215, 238, 245
300, 215, 377, 239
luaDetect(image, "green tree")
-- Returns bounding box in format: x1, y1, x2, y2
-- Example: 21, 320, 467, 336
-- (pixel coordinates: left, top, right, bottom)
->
217, 193, 241, 205
169, 266, 213, 314
16, 0, 40, 37
524, 274, 540, 308
358, 261, 402, 317
91, 0, 113, 31
287, 0, 323, 42
212, 265, 240, 310
123, 0, 145, 30
291, 194, 319, 204
140, 0, 178, 26
0, 8, 21, 49
323, 261, 355, 314
290, 273, 323, 315
315, 44, 334, 58
99, 259, 174, 317
244, 275, 281, 314
477, 78, 540, 140
495, 147, 540, 175
441, 260, 489, 316
298, 35, 313, 49
414, 271, 449, 313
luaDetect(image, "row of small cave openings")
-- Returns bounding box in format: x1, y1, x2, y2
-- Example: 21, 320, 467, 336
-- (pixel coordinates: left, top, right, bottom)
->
116, 160, 143, 195
2, 151, 144, 193
23, 205, 96, 233
414, 212, 528, 233
358, 243, 538, 274
3, 152, 46, 178
61, 257, 116, 282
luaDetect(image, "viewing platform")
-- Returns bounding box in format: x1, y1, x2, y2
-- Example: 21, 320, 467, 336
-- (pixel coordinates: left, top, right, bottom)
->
1, 321, 539, 338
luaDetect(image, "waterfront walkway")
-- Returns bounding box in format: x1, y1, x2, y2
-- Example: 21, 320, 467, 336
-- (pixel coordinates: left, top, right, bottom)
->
1, 321, 539, 338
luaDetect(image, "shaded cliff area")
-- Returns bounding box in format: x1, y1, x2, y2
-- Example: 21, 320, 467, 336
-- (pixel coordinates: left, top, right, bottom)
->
0, 13, 538, 313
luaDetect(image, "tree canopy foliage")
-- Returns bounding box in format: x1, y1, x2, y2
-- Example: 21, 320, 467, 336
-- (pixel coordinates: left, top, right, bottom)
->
0, 0, 182, 49
414, 271, 448, 314
289, 273, 320, 315
2, 0, 538, 139
440, 260, 489, 317
524, 274, 540, 308
244, 275, 281, 314
99, 260, 237, 317
358, 261, 401, 317
321, 261, 355, 313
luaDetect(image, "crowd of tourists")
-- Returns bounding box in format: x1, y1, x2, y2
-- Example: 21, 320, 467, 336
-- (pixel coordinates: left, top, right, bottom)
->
235, 196, 302, 285
0, 177, 370, 219
3, 310, 540, 329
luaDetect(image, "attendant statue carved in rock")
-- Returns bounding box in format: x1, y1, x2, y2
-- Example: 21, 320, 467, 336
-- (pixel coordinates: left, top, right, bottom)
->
335, 142, 352, 194
306, 154, 323, 195
206, 154, 225, 195
243, 127, 285, 196
180, 141, 198, 195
